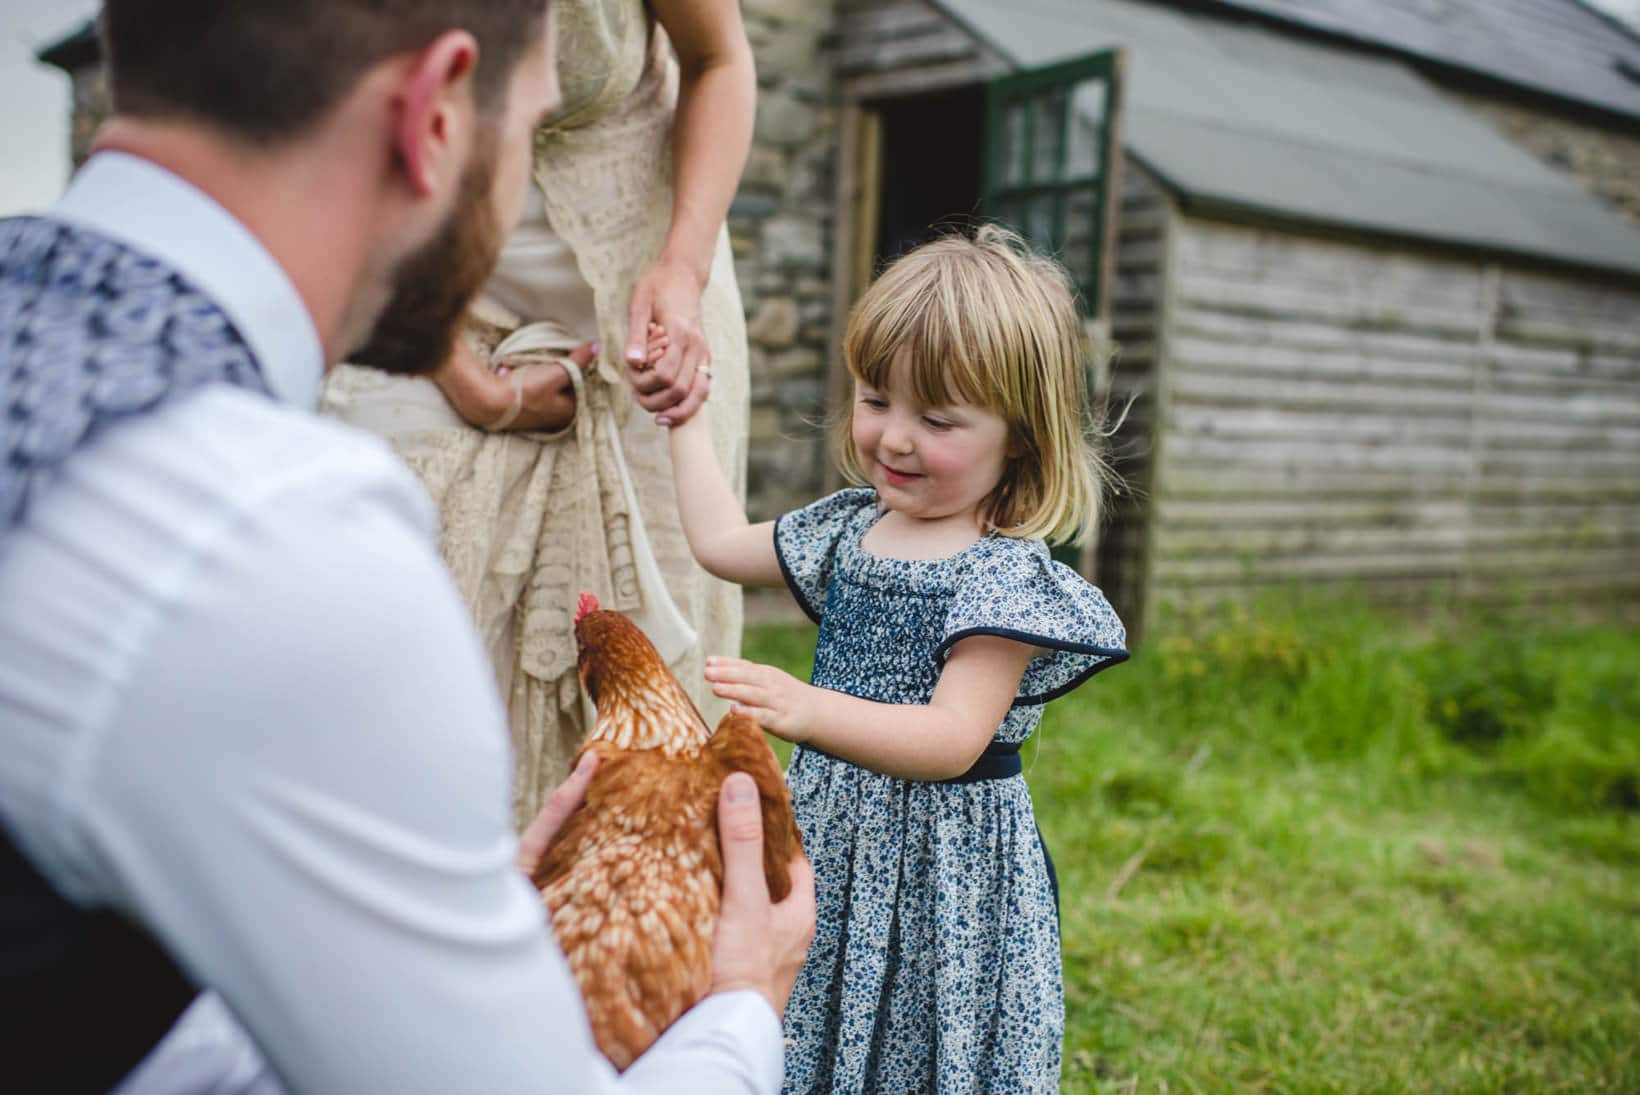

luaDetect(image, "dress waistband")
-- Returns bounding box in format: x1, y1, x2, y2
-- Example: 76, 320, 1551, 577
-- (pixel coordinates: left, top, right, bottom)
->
943, 741, 1023, 784
803, 741, 1024, 784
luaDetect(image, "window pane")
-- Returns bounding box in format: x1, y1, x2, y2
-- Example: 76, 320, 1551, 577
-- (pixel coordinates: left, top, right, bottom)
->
1025, 194, 1058, 253
989, 197, 1018, 235
1002, 102, 1030, 187
1066, 81, 1108, 179
1065, 185, 1099, 301
1032, 91, 1067, 183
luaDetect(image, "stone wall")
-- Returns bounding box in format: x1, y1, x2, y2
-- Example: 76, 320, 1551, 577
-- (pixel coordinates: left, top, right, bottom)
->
1447, 86, 1640, 227
65, 66, 109, 169
733, 0, 839, 521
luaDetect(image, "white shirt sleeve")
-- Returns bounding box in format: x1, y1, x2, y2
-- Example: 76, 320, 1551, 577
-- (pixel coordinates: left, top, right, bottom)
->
62, 462, 782, 1094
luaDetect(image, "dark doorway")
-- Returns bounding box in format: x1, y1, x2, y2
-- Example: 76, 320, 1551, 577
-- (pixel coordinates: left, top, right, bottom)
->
870, 84, 986, 271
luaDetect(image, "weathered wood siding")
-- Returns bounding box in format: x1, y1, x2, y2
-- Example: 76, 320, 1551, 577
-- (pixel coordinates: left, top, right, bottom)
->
1095, 163, 1173, 628
1146, 217, 1640, 615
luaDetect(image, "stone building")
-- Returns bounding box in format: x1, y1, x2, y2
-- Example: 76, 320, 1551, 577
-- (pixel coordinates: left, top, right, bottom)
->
42, 0, 1640, 633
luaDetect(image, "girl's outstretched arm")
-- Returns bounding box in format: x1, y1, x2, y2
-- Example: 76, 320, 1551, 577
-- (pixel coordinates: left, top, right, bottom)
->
667, 411, 784, 587
704, 635, 1035, 781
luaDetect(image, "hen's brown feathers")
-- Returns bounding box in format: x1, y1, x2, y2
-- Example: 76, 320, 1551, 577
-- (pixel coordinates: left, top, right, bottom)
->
536, 609, 801, 1071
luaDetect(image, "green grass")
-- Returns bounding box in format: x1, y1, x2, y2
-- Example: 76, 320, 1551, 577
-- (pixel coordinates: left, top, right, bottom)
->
742, 595, 1640, 1093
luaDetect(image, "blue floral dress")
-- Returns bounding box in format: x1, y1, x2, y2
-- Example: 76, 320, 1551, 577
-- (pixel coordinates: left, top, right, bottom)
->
774, 489, 1128, 1095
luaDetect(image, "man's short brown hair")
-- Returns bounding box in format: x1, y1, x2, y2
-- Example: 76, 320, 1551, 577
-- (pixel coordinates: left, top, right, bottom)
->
102, 0, 548, 141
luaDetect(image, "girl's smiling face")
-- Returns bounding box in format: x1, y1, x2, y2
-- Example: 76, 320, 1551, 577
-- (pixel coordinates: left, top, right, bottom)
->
852, 350, 1012, 531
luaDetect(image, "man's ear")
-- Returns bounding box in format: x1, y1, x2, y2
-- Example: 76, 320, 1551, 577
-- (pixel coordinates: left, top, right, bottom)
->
393, 30, 480, 198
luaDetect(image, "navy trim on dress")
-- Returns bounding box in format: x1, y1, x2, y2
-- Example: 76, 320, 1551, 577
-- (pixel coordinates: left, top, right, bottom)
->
772, 512, 823, 625
935, 626, 1131, 707
801, 740, 1029, 784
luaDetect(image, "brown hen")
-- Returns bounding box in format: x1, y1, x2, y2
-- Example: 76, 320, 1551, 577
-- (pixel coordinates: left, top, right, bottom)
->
532, 594, 802, 1071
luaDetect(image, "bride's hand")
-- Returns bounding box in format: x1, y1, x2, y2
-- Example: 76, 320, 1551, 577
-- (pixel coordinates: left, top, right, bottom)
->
642, 322, 710, 428
431, 336, 598, 432
623, 258, 711, 423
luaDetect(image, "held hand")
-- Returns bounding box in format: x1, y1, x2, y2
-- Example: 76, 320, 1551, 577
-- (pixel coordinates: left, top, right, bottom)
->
624, 259, 711, 423
703, 658, 812, 742
709, 773, 816, 1018
645, 324, 710, 428
517, 752, 600, 880
432, 336, 598, 432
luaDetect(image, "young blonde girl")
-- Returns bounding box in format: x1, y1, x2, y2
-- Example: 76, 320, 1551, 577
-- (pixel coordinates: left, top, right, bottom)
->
650, 226, 1128, 1094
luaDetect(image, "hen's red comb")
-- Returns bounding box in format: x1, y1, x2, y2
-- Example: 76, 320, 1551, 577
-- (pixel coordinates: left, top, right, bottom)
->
574, 592, 600, 626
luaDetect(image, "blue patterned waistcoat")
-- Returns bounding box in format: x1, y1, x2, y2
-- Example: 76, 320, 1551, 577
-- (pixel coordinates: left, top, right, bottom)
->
1, 215, 272, 1092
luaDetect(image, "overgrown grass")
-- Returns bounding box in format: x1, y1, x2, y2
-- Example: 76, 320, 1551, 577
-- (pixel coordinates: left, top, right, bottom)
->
743, 595, 1640, 1093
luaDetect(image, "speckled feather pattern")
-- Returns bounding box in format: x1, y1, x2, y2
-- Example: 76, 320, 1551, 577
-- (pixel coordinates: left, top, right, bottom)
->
536, 610, 800, 1071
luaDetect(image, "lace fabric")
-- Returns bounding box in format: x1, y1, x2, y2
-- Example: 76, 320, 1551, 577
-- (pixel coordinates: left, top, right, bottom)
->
322, 0, 747, 829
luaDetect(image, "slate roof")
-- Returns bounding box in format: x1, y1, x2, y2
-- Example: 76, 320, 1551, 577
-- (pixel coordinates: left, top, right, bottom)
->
35, 19, 98, 73
936, 0, 1640, 275
1203, 0, 1640, 122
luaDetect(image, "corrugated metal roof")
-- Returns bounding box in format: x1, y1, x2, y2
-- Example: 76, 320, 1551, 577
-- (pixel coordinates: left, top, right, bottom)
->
1203, 0, 1640, 122
935, 0, 1640, 276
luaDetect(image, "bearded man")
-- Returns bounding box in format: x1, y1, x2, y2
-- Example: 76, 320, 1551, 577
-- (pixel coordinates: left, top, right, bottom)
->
0, 3, 812, 1093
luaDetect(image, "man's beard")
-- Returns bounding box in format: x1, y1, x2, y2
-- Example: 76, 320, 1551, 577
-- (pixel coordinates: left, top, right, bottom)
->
349, 136, 502, 376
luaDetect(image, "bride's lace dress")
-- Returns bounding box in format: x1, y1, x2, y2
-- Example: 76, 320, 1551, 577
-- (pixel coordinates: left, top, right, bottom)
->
322, 0, 748, 830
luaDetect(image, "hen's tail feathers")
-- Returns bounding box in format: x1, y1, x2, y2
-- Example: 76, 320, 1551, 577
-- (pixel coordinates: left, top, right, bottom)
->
706, 710, 802, 902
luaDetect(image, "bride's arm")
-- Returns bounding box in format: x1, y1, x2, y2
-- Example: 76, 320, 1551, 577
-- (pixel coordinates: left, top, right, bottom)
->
622, 0, 755, 425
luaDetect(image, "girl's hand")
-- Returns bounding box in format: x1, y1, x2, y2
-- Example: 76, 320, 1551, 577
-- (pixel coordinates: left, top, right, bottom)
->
646, 322, 710, 428
703, 657, 812, 742
646, 322, 669, 365
624, 258, 712, 422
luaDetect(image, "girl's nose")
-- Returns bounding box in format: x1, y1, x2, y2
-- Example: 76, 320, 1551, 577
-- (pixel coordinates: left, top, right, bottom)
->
882, 420, 915, 453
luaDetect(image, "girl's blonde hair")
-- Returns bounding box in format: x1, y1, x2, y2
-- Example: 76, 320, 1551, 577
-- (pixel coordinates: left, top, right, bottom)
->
838, 224, 1113, 544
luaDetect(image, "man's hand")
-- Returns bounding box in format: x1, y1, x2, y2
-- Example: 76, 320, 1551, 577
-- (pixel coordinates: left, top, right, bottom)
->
709, 773, 815, 1017
432, 336, 597, 432
702, 657, 814, 743
517, 752, 599, 881
624, 258, 711, 424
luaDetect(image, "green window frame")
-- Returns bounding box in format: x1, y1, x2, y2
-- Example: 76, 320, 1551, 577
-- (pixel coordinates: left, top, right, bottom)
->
982, 50, 1126, 320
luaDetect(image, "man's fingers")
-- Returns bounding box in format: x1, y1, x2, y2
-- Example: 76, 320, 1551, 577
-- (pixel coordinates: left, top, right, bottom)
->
518, 752, 599, 876
717, 773, 770, 910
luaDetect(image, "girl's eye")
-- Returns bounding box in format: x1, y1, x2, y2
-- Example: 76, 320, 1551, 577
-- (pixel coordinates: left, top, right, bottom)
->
923, 416, 952, 431
860, 397, 888, 410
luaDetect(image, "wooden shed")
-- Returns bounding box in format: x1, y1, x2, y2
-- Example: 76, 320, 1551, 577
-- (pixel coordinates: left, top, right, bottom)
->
833, 0, 1640, 634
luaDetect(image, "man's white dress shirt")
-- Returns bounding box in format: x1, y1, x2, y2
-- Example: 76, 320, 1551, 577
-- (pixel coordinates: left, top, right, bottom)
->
0, 153, 782, 1094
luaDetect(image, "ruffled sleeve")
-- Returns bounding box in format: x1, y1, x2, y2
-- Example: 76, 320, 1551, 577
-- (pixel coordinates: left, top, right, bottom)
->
937, 537, 1129, 705
773, 488, 877, 623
